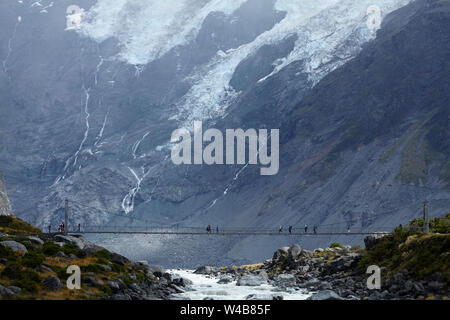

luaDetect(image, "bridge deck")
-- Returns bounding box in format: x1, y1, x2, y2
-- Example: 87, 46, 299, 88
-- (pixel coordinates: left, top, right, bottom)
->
70, 231, 389, 236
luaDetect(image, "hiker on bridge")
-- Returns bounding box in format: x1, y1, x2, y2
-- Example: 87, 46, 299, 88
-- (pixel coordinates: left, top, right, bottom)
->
216, 226, 219, 233
78, 223, 81, 232
304, 224, 308, 233
279, 226, 283, 233
288, 226, 292, 234
313, 225, 318, 234
206, 225, 212, 234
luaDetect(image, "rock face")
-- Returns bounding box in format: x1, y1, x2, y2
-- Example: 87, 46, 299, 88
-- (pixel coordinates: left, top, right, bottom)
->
0, 0, 450, 268
0, 171, 11, 216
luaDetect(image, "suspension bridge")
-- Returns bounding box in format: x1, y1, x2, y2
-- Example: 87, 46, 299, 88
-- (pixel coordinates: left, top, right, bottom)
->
66, 225, 393, 236
42, 199, 432, 237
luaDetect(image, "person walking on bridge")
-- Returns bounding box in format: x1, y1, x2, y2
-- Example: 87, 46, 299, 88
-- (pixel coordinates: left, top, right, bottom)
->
313, 225, 318, 234
279, 226, 283, 233
288, 226, 292, 234
304, 224, 308, 233
216, 226, 219, 233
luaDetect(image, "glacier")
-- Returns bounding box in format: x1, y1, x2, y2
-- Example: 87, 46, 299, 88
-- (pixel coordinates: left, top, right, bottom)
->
78, 0, 412, 125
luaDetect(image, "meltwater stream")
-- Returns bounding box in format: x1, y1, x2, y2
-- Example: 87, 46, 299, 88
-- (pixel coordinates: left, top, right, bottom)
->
168, 269, 311, 300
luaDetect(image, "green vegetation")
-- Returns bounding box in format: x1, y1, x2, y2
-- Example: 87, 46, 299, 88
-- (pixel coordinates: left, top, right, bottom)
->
359, 215, 450, 288
22, 252, 45, 268
94, 249, 111, 260
42, 241, 61, 256
1, 262, 41, 293
0, 215, 41, 235
0, 215, 156, 300
330, 242, 343, 248
409, 214, 450, 234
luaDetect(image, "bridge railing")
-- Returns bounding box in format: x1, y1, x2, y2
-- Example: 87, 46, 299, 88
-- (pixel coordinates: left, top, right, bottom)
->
76, 224, 394, 235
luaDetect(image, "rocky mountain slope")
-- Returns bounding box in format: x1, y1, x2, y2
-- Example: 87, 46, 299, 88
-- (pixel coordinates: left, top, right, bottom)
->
0, 0, 449, 266
0, 171, 11, 216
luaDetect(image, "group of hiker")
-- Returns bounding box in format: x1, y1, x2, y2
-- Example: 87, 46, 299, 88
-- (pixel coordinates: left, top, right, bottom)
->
206, 225, 219, 233
48, 223, 82, 233
278, 225, 318, 234
204, 224, 323, 234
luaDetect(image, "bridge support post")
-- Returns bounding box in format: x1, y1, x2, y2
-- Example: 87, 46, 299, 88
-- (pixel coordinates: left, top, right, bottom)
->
65, 199, 69, 235
423, 200, 429, 233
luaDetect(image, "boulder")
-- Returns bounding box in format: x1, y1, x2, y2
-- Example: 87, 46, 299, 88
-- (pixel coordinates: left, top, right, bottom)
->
307, 290, 345, 300
110, 294, 131, 300
148, 265, 166, 277
171, 274, 193, 287
110, 252, 129, 266
288, 244, 302, 260
218, 275, 233, 284
131, 260, 149, 269
194, 266, 218, 275
236, 274, 267, 287
42, 276, 62, 291
246, 294, 283, 300
7, 286, 21, 295
0, 284, 14, 296
56, 251, 67, 257
272, 247, 289, 261
254, 269, 269, 281
83, 276, 102, 287
106, 279, 127, 293
27, 236, 44, 246
54, 235, 85, 250
35, 264, 54, 273
275, 274, 297, 288
0, 241, 27, 253
100, 264, 112, 272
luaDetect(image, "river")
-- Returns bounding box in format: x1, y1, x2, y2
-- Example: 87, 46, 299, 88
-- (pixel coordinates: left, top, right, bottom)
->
168, 269, 311, 300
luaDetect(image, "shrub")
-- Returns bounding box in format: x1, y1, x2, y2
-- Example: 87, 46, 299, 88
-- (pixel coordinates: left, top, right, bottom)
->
95, 257, 109, 265
22, 252, 45, 268
42, 241, 60, 256
1, 262, 22, 279
20, 269, 41, 283
53, 266, 70, 281
62, 243, 81, 256
101, 284, 112, 295
82, 264, 103, 273
13, 279, 38, 293
330, 242, 343, 248
111, 263, 125, 273
0, 244, 16, 260
94, 249, 111, 260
